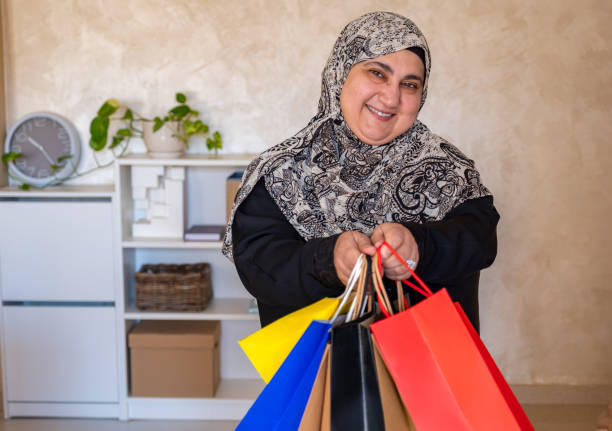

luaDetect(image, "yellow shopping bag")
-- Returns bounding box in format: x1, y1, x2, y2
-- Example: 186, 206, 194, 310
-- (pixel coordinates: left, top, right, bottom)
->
239, 297, 340, 383
239, 255, 365, 383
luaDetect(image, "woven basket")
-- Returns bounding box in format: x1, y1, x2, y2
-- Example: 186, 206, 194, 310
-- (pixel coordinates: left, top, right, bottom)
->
135, 263, 212, 311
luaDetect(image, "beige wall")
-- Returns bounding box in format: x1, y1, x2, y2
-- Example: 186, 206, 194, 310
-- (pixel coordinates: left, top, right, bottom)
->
3, 0, 611, 385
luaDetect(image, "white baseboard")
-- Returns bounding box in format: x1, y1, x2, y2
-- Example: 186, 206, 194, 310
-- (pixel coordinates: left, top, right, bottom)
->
511, 384, 612, 405
7, 402, 119, 418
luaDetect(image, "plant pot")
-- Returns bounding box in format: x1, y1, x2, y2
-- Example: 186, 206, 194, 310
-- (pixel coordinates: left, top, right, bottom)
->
142, 121, 184, 158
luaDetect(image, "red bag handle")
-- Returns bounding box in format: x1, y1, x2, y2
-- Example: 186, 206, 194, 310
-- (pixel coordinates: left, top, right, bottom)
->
374, 242, 434, 316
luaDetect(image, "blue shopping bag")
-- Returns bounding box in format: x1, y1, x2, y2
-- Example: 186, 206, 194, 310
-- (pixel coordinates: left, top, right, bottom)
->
237, 320, 331, 431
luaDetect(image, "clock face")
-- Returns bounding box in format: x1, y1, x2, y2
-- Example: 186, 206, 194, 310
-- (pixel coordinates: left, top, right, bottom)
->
5, 113, 81, 186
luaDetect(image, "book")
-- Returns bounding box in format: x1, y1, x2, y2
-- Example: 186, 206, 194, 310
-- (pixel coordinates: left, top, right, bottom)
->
248, 298, 258, 314
184, 224, 226, 241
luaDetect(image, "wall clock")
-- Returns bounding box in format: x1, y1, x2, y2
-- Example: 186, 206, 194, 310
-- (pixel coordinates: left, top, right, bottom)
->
4, 112, 81, 186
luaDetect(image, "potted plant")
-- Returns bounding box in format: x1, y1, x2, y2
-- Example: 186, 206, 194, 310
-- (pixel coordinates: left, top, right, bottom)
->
89, 92, 223, 158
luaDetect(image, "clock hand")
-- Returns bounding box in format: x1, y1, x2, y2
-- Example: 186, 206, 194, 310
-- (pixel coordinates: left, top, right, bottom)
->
26, 136, 56, 166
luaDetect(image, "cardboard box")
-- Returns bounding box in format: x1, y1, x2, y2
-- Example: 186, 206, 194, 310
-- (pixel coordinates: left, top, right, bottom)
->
128, 320, 220, 397
226, 171, 243, 223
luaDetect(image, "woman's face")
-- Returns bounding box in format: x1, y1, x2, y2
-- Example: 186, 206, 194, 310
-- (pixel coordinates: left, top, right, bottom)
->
339, 49, 425, 146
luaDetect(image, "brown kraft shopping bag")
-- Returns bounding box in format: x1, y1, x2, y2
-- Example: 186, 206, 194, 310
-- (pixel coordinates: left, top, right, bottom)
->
298, 344, 330, 431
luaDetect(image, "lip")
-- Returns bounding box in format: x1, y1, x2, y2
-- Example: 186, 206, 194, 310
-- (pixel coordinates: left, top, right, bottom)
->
366, 104, 394, 121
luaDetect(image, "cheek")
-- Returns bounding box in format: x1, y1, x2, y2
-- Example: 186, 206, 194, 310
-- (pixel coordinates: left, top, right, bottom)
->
401, 96, 422, 119
340, 75, 371, 116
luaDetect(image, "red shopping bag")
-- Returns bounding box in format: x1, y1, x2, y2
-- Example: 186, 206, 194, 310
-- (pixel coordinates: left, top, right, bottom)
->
369, 242, 534, 431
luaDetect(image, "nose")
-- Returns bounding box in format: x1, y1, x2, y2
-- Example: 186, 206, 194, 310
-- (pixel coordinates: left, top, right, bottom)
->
378, 82, 400, 108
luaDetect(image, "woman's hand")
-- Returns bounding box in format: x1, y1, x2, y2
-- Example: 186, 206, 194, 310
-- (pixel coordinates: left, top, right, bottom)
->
333, 231, 376, 285
371, 223, 419, 280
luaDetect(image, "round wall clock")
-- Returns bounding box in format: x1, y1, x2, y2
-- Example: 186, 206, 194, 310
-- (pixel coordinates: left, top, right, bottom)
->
4, 112, 81, 186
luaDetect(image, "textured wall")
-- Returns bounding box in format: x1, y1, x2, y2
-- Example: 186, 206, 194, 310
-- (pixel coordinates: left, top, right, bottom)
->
4, 0, 612, 385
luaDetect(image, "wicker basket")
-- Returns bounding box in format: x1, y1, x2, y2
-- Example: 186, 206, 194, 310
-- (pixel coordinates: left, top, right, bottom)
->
134, 263, 212, 311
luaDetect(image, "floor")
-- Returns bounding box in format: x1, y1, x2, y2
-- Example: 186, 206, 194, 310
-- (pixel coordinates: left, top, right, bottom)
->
0, 404, 608, 431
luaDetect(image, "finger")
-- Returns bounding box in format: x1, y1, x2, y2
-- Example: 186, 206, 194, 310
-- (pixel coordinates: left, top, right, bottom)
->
370, 227, 385, 245
354, 233, 376, 255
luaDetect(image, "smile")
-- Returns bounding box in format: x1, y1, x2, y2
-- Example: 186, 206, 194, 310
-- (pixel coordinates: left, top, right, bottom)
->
366, 104, 393, 118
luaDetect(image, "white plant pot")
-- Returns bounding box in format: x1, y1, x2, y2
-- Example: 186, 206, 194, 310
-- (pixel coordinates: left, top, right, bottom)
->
142, 121, 184, 158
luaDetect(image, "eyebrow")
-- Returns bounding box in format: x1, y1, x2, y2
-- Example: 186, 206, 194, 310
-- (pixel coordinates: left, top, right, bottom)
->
364, 60, 424, 84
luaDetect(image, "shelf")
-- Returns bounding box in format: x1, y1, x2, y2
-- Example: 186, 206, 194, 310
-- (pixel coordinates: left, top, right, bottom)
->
117, 153, 256, 167
122, 237, 223, 249
0, 185, 114, 198
127, 379, 264, 420
125, 298, 259, 321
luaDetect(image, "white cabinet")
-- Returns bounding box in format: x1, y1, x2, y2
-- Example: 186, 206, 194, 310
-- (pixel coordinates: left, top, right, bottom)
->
0, 157, 264, 421
0, 188, 120, 418
114, 154, 263, 420
0, 200, 114, 301
3, 306, 118, 403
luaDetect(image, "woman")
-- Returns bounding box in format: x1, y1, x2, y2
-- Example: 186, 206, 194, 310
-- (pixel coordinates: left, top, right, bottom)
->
222, 11, 499, 332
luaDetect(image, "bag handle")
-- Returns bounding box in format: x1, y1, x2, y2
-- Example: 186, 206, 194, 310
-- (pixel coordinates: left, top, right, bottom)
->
331, 253, 365, 321
373, 241, 434, 317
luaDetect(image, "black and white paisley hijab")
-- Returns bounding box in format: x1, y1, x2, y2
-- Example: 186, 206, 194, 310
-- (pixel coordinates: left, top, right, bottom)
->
222, 11, 490, 260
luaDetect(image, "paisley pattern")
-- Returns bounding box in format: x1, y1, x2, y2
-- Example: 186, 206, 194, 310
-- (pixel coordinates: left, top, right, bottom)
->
222, 11, 491, 260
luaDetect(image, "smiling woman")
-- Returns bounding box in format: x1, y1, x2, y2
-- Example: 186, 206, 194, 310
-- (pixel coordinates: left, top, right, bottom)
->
223, 11, 499, 332
340, 49, 425, 146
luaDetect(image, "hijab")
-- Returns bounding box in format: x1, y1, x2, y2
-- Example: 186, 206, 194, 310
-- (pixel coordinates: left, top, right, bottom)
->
222, 11, 491, 260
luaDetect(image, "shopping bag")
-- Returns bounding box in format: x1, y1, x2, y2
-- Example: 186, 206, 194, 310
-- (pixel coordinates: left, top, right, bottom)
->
297, 344, 330, 431
371, 337, 417, 431
239, 297, 338, 383
239, 255, 366, 383
330, 313, 384, 431
370, 241, 534, 431
236, 320, 331, 430
329, 255, 385, 431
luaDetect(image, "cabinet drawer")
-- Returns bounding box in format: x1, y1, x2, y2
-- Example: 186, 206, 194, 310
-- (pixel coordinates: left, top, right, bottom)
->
0, 200, 114, 301
2, 305, 118, 403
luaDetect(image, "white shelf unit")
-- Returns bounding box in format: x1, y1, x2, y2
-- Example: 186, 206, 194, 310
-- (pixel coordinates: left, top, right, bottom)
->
114, 153, 263, 421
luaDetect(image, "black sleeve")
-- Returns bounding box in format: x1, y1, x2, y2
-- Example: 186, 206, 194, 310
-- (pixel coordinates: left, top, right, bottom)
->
403, 195, 500, 284
232, 178, 345, 324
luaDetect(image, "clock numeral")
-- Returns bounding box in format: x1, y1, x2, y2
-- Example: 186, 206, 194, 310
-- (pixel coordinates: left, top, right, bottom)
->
58, 129, 69, 140
37, 169, 51, 178
15, 159, 26, 169
16, 131, 28, 143
11, 144, 22, 153
26, 165, 36, 175
34, 118, 48, 128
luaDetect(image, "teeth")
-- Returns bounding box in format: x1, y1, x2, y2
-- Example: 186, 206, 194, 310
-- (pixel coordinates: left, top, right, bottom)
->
367, 105, 392, 117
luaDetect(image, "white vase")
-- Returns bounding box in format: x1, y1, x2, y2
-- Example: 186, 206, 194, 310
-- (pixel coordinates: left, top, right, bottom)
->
142, 121, 184, 158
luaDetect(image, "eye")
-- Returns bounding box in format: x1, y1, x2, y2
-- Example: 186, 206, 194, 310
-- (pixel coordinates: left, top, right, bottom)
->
369, 69, 385, 79
401, 81, 420, 91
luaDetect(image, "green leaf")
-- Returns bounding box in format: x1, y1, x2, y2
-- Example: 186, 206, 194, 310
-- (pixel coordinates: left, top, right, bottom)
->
2, 152, 22, 163
50, 164, 60, 171
57, 155, 73, 163
206, 131, 223, 151
153, 117, 164, 132
117, 128, 132, 137
110, 136, 125, 149
90, 115, 109, 151
183, 120, 196, 135
97, 99, 120, 117
122, 109, 133, 121
19, 183, 31, 190
169, 105, 190, 118
176, 92, 187, 103
89, 138, 105, 151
